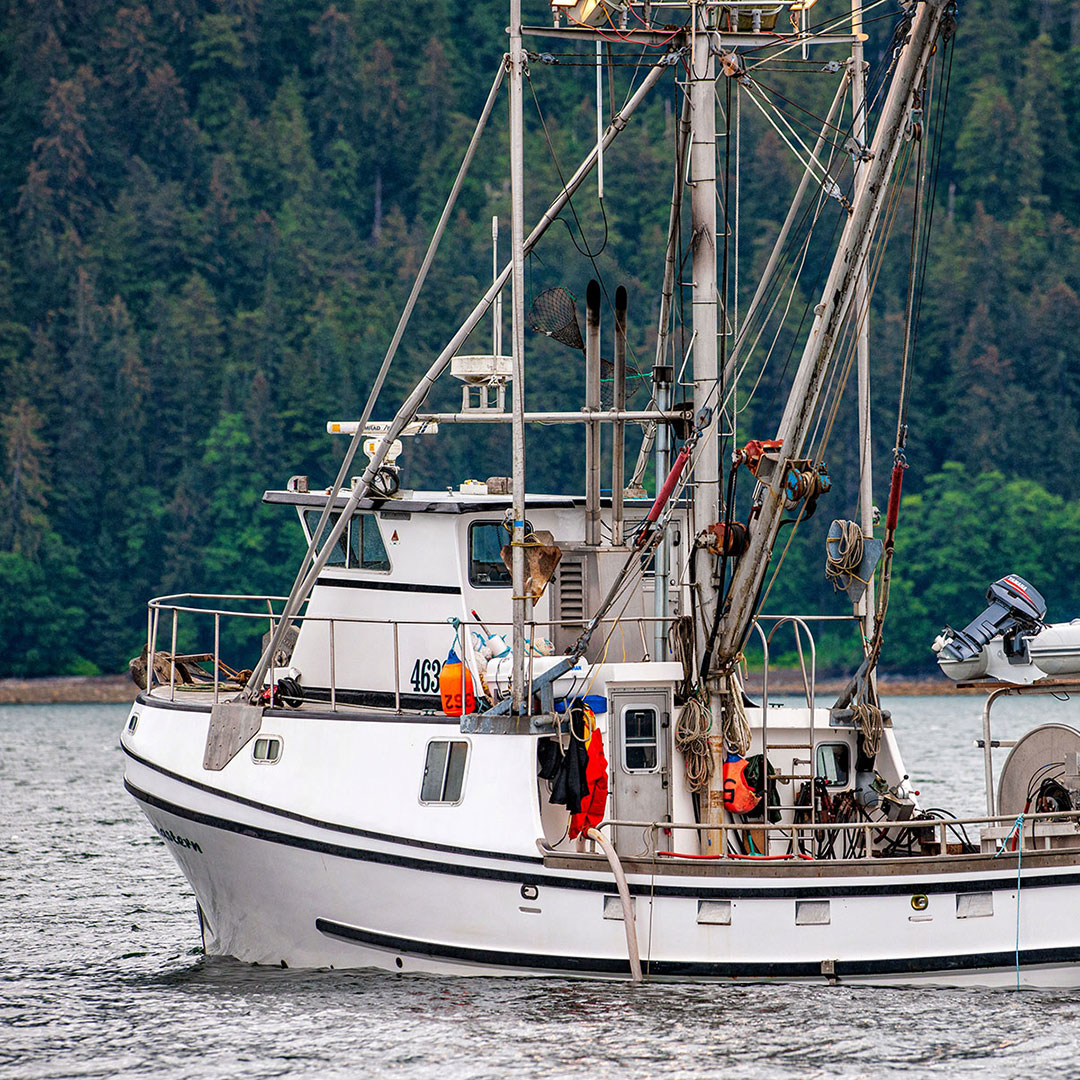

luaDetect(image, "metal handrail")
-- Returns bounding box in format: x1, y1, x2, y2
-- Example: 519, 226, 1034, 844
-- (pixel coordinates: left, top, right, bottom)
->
143, 592, 693, 709
142, 593, 864, 731
583, 809, 1080, 863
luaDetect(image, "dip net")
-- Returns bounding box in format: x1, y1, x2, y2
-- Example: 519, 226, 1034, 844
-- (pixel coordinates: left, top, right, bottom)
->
528, 285, 646, 409
528, 287, 585, 352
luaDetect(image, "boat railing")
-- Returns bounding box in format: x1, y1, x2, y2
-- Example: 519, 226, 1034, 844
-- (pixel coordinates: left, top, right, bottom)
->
581, 807, 1080, 863
143, 593, 867, 714
143, 592, 689, 708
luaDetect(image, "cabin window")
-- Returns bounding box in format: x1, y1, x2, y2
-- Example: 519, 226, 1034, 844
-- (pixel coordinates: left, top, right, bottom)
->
357, 514, 391, 571
253, 736, 283, 764
468, 521, 531, 587
303, 511, 390, 571
304, 510, 351, 566
622, 705, 659, 772
815, 742, 850, 787
420, 740, 469, 804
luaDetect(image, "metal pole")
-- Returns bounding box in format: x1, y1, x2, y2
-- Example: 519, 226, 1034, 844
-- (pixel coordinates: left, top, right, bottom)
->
649, 88, 691, 661
717, 0, 947, 661
330, 620, 337, 711
653, 369, 671, 661
612, 286, 627, 545
392, 622, 399, 713
731, 74, 849, 359
492, 216, 501, 357
169, 609, 178, 701
244, 56, 675, 704
213, 613, 220, 704
851, 1, 876, 657
596, 40, 604, 200
149, 607, 159, 695
585, 280, 602, 546
690, 12, 719, 681
145, 607, 153, 692
509, 0, 527, 714
983, 689, 1006, 816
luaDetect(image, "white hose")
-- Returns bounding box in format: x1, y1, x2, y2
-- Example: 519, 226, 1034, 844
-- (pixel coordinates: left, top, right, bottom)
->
586, 828, 643, 982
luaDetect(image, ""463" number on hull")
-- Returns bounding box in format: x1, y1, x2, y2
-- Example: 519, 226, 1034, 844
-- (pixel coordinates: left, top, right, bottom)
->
409, 657, 442, 694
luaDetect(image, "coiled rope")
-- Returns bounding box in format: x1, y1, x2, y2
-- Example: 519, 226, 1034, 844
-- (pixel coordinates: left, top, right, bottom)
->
825, 518, 865, 591
721, 674, 753, 756
674, 692, 713, 792
667, 615, 696, 703
852, 702, 883, 758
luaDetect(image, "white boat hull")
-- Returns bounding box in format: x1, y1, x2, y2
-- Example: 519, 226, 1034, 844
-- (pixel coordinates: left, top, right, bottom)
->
124, 698, 1080, 988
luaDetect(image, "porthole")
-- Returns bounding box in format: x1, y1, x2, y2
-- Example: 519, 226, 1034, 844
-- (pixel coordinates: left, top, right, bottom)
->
253, 736, 283, 764
126, 712, 139, 734
911, 893, 929, 911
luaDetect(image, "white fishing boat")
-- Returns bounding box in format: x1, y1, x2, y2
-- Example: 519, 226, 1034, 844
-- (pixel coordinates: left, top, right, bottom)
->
122, 0, 1080, 986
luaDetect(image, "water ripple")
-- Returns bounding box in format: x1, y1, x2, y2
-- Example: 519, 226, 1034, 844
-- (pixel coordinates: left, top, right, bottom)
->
4, 702, 1080, 1079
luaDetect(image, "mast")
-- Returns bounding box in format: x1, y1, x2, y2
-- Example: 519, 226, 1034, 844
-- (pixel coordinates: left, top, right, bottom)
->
509, 0, 528, 712
852, 0, 876, 655
715, 0, 948, 664
689, 8, 720, 673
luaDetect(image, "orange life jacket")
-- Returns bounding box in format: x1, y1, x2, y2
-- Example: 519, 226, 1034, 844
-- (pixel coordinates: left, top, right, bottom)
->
723, 755, 760, 814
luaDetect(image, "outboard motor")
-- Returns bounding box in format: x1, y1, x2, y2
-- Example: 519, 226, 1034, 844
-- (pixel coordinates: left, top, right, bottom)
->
934, 576, 1047, 682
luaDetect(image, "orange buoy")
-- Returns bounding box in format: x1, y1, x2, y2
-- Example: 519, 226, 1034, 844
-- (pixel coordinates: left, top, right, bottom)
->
439, 646, 475, 716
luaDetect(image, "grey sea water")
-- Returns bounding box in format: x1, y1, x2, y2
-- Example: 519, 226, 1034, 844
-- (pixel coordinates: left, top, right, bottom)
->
4, 698, 1080, 1080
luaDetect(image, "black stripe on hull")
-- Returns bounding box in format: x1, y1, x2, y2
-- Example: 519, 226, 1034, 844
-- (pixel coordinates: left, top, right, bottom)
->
301, 686, 440, 711
124, 775, 1080, 901
315, 576, 461, 594
122, 745, 541, 866
314, 918, 1080, 980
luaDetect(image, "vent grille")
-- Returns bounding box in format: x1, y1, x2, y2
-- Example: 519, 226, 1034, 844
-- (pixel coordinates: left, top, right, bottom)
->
557, 559, 585, 622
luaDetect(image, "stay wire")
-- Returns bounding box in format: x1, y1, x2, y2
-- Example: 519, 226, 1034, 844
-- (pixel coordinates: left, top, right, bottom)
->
525, 66, 648, 389
904, 36, 954, 437
811, 140, 916, 462
758, 139, 914, 614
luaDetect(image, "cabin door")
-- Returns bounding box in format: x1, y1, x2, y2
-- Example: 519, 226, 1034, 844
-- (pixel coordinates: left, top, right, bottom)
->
607, 686, 672, 857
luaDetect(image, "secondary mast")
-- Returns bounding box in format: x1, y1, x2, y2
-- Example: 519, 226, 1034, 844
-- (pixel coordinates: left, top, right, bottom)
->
509, 0, 528, 712
689, 7, 721, 683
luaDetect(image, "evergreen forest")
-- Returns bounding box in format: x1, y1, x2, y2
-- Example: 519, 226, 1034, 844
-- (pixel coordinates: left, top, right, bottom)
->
4, 0, 1080, 679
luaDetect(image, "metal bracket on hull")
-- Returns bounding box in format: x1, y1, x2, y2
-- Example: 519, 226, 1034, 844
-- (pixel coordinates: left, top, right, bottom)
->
203, 703, 264, 771
460, 712, 564, 735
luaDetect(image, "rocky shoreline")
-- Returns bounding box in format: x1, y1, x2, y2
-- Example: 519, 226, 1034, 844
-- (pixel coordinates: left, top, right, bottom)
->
0, 670, 970, 705
0, 675, 138, 704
